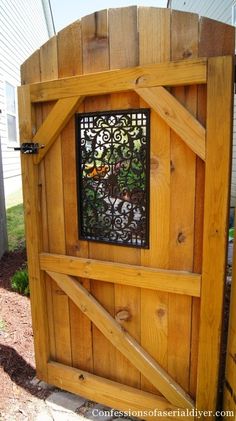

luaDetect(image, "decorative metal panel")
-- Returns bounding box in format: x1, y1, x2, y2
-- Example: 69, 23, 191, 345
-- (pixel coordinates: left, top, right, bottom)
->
76, 109, 150, 248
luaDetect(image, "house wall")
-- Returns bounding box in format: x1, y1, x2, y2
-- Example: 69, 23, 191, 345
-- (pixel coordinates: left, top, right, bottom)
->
169, 0, 233, 23
0, 0, 53, 196
170, 0, 236, 206
0, 0, 54, 256
0, 134, 7, 258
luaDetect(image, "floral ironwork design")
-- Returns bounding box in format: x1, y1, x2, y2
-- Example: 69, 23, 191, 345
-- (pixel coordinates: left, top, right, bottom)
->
76, 109, 150, 247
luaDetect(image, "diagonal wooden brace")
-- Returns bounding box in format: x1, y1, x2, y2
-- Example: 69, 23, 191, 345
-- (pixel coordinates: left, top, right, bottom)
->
136, 86, 206, 160
32, 95, 84, 164
47, 270, 194, 410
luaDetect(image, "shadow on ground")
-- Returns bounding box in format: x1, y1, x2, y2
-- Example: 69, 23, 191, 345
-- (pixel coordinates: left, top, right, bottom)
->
0, 344, 51, 399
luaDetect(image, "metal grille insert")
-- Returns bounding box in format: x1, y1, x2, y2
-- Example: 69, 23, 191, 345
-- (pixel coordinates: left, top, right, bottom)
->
76, 109, 150, 248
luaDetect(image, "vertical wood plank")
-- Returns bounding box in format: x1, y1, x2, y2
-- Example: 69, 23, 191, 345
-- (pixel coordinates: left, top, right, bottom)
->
20, 54, 50, 381
168, 10, 198, 392
82, 11, 109, 74
109, 6, 141, 388
196, 56, 234, 411
58, 22, 84, 257
81, 10, 117, 380
57, 21, 93, 372
40, 37, 72, 365
109, 6, 138, 69
196, 19, 235, 409
191, 16, 235, 400
22, 51, 53, 363
139, 7, 170, 395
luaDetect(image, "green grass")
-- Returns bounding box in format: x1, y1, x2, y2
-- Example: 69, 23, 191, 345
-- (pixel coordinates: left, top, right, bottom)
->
6, 203, 25, 251
0, 318, 5, 332
5, 188, 23, 209
11, 267, 29, 296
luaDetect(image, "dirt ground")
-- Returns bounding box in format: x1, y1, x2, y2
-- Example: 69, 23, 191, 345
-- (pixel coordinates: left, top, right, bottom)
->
0, 250, 52, 420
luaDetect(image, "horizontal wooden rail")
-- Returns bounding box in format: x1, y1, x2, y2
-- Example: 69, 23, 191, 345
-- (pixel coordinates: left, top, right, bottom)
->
47, 361, 194, 420
30, 58, 207, 103
47, 271, 194, 410
40, 253, 201, 297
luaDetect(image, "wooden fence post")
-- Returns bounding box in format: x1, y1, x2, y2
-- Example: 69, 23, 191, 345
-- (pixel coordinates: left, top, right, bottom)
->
196, 55, 234, 412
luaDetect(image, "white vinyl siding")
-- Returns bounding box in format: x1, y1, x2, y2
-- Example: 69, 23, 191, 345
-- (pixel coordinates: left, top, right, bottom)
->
5, 82, 17, 144
170, 0, 233, 24
170, 0, 236, 206
0, 0, 53, 191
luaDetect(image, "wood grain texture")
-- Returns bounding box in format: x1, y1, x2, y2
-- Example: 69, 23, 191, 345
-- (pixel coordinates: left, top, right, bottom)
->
139, 7, 170, 396
40, 253, 201, 296
47, 362, 194, 421
81, 9, 116, 381
108, 6, 141, 388
18, 83, 49, 381
33, 96, 84, 164
199, 18, 235, 58
22, 50, 53, 364
197, 56, 234, 411
29, 58, 207, 103
20, 51, 50, 381
47, 271, 194, 409
40, 36, 72, 365
57, 20, 93, 373
191, 15, 235, 401
168, 10, 198, 393
19, 7, 235, 414
138, 8, 170, 65
136, 86, 205, 160
82, 10, 109, 74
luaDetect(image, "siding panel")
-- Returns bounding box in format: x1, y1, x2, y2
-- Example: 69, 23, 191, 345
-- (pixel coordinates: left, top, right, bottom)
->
0, 0, 53, 184
171, 0, 233, 24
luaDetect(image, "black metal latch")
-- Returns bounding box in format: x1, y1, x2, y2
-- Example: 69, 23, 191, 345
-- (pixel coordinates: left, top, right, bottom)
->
14, 142, 45, 154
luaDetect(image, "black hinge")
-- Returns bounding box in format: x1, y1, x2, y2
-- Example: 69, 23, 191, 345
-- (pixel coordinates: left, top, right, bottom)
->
14, 142, 45, 154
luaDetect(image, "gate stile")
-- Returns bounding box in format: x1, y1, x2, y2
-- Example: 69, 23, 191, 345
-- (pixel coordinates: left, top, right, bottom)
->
18, 8, 234, 419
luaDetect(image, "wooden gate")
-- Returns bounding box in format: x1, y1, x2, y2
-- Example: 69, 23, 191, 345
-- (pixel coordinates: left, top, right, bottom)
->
19, 8, 234, 419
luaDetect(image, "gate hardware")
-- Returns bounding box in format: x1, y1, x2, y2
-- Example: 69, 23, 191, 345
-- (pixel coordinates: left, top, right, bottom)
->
14, 143, 45, 154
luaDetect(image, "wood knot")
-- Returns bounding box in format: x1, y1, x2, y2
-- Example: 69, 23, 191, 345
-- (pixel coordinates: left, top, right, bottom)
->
177, 232, 186, 244
170, 160, 175, 172
183, 50, 192, 59
79, 374, 84, 381
151, 157, 159, 170
230, 353, 236, 364
156, 308, 166, 319
164, 109, 170, 117
73, 243, 80, 252
115, 309, 131, 323
55, 289, 65, 295
135, 74, 148, 85
81, 304, 87, 313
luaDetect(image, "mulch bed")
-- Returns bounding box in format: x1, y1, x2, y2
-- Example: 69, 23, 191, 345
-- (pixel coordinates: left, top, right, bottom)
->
0, 249, 52, 420
0, 249, 26, 289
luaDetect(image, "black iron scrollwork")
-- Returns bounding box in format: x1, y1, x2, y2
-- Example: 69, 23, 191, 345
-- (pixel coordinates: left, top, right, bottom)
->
76, 109, 150, 248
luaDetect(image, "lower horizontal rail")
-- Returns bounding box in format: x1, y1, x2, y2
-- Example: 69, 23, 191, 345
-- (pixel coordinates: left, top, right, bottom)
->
40, 252, 201, 297
47, 361, 194, 420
